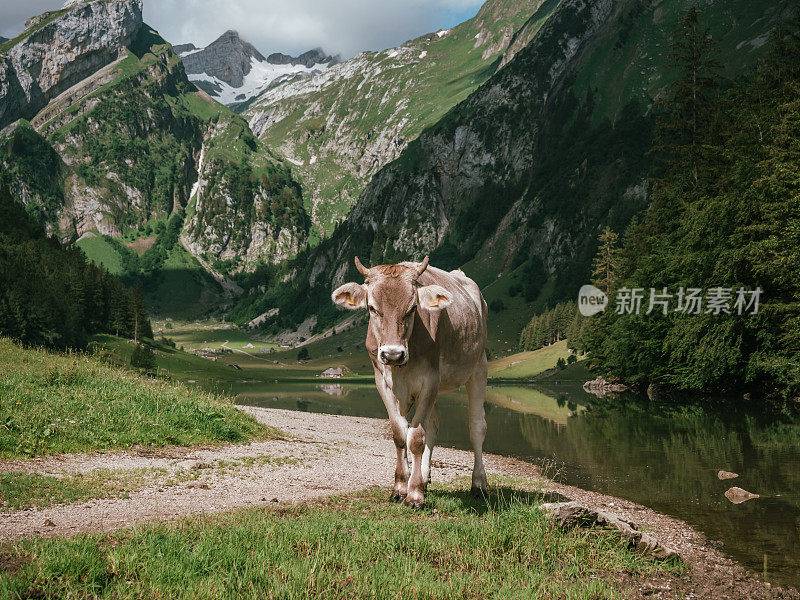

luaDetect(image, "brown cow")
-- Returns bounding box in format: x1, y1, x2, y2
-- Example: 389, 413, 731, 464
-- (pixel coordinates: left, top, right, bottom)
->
332, 256, 488, 508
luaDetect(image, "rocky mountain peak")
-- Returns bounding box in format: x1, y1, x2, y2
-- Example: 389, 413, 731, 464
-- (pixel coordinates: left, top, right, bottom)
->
177, 31, 338, 107
180, 29, 266, 88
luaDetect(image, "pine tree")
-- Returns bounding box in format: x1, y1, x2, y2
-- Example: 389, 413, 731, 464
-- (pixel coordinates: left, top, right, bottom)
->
658, 6, 722, 183
591, 227, 620, 296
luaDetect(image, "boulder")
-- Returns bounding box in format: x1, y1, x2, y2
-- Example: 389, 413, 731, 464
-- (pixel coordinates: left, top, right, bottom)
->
717, 470, 739, 480
539, 501, 679, 561
724, 487, 759, 504
583, 377, 628, 398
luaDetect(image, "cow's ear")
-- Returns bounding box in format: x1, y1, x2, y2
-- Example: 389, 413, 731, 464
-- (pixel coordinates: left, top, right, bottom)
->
332, 282, 367, 310
418, 285, 452, 312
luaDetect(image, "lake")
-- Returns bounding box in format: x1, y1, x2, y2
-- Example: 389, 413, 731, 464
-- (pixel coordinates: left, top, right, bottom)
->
225, 378, 800, 588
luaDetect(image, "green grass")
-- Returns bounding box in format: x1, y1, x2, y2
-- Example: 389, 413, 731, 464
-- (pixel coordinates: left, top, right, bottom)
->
75, 233, 124, 275
157, 321, 278, 353
0, 481, 680, 600
0, 469, 154, 511
0, 338, 276, 459
144, 245, 224, 320
489, 340, 576, 379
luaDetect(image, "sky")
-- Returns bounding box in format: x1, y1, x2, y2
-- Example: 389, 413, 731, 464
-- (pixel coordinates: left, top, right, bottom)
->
0, 0, 485, 58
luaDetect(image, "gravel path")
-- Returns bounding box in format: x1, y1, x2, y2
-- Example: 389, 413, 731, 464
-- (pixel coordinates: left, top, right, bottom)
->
0, 406, 796, 599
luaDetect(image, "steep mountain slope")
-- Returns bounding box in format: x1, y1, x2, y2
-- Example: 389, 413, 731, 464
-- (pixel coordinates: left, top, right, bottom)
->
175, 31, 338, 109
0, 0, 143, 130
0, 0, 310, 315
234, 0, 790, 336
245, 0, 560, 240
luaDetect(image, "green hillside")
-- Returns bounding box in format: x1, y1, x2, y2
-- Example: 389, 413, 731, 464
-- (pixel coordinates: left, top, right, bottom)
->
245, 0, 561, 240
235, 0, 790, 347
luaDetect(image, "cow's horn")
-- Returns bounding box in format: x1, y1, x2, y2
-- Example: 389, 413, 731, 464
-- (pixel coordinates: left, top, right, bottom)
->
414, 256, 430, 279
354, 256, 371, 277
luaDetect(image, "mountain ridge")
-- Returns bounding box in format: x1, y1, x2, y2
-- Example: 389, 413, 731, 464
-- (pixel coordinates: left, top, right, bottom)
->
244, 0, 554, 241
176, 30, 338, 108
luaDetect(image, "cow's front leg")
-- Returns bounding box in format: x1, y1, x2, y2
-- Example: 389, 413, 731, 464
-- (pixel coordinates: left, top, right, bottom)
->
405, 388, 437, 509
374, 367, 411, 502
391, 446, 409, 502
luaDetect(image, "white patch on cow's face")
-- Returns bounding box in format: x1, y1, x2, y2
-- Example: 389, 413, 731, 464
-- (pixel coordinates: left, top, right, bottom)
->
378, 344, 408, 366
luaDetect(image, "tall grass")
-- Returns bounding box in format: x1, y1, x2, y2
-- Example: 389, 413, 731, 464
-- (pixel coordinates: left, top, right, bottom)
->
0, 484, 680, 599
0, 338, 275, 458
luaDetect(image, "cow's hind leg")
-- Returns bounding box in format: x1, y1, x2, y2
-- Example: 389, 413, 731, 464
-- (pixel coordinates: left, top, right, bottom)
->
466, 356, 488, 496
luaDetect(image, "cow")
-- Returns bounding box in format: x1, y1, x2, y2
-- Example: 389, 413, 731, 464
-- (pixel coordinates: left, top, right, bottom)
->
331, 256, 488, 508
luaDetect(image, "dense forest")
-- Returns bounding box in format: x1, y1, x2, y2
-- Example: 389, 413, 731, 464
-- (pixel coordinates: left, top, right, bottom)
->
579, 11, 800, 397
0, 187, 152, 349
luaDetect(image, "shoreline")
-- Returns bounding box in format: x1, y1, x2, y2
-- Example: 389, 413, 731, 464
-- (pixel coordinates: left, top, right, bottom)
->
0, 406, 796, 599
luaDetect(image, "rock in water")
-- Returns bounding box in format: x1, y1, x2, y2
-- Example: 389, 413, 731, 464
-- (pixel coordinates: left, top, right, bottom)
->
724, 487, 759, 504
539, 501, 679, 560
717, 470, 739, 480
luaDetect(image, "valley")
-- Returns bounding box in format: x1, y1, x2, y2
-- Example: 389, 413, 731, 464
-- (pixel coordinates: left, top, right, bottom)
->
2, 0, 800, 596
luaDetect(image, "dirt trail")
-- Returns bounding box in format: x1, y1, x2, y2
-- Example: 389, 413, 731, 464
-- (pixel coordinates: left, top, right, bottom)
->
0, 407, 795, 600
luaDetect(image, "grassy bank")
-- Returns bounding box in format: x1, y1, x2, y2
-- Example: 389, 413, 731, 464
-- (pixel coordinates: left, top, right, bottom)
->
0, 482, 680, 600
0, 469, 156, 511
0, 338, 276, 459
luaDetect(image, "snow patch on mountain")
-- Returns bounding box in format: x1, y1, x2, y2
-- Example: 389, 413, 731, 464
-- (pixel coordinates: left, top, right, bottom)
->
186, 55, 331, 106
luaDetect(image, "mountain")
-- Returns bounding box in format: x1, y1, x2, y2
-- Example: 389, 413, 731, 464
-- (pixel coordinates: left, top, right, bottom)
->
176, 30, 338, 109
0, 0, 310, 316
232, 0, 790, 338
0, 0, 142, 130
244, 0, 555, 241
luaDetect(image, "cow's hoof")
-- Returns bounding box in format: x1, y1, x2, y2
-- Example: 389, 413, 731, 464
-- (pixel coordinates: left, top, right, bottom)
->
404, 497, 425, 510
470, 486, 488, 499
389, 491, 406, 503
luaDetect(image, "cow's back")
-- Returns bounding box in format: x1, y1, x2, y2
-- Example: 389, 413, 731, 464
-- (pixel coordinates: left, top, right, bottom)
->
404, 263, 487, 389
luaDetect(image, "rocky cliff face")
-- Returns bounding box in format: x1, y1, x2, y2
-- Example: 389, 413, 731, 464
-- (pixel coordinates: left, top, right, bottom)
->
245, 0, 555, 240
182, 118, 310, 269
0, 3, 309, 269
307, 0, 616, 283
177, 31, 338, 108
0, 0, 143, 130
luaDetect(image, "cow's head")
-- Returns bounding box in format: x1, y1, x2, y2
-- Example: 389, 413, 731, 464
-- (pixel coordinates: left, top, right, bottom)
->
332, 256, 452, 366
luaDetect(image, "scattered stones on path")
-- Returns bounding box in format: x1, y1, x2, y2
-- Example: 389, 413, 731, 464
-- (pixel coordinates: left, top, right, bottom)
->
0, 406, 794, 600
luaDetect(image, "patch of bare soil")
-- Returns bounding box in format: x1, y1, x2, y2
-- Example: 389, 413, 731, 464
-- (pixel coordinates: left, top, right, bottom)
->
0, 407, 796, 600
123, 236, 155, 253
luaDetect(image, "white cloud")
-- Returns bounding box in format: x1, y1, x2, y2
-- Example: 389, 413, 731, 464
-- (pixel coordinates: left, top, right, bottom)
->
0, 0, 484, 57
147, 0, 484, 58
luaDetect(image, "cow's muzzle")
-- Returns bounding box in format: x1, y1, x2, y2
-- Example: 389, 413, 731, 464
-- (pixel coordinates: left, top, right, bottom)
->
378, 345, 408, 366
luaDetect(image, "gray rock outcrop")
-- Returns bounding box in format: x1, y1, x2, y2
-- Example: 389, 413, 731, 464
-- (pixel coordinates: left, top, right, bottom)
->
180, 30, 266, 89
0, 0, 143, 130
539, 501, 679, 561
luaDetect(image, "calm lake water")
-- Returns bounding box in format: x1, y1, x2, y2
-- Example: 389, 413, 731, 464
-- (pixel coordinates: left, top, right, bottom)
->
225, 379, 800, 588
